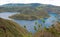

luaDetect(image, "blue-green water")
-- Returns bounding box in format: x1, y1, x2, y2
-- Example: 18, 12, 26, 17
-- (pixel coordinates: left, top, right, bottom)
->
0, 12, 59, 33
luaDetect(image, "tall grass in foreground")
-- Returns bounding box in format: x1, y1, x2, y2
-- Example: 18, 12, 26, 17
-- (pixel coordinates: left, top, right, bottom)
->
0, 18, 33, 37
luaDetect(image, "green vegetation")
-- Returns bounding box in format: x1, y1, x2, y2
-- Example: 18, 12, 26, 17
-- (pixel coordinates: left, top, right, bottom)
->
0, 18, 32, 37
0, 3, 60, 14
34, 26, 37, 31
24, 25, 26, 28
38, 24, 42, 30
9, 14, 40, 20
35, 21, 38, 25
0, 3, 51, 18
0, 17, 60, 37
33, 22, 60, 37
0, 3, 60, 37
40, 18, 45, 23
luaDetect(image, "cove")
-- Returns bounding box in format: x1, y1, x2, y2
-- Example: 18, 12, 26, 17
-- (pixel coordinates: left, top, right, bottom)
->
0, 12, 58, 33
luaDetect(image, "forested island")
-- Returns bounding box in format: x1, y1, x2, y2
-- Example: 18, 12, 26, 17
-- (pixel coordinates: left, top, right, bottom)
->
0, 3, 60, 37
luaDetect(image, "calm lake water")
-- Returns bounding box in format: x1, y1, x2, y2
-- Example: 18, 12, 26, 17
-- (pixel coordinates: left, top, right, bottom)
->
0, 12, 59, 33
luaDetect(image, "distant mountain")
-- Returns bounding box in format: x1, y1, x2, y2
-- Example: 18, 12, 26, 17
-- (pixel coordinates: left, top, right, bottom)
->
1, 3, 56, 8
1, 3, 41, 7
0, 3, 60, 14
0, 18, 30, 37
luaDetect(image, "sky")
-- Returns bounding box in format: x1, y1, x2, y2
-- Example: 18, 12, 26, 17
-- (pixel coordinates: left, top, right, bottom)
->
0, 0, 60, 6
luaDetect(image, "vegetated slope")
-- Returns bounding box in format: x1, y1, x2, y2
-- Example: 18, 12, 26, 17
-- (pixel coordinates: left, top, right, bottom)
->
0, 18, 30, 37
0, 3, 49, 18
0, 3, 60, 14
9, 14, 40, 20
33, 21, 60, 37
1, 3, 60, 17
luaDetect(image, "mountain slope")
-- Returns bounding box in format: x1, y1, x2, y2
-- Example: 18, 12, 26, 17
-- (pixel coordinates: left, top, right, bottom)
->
33, 22, 60, 37
0, 3, 60, 14
1, 3, 40, 7
0, 18, 30, 37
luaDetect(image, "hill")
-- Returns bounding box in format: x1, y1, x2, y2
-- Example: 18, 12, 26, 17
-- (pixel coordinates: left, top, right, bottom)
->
33, 21, 60, 37
0, 3, 60, 17
9, 14, 40, 20
0, 18, 31, 37
0, 3, 60, 14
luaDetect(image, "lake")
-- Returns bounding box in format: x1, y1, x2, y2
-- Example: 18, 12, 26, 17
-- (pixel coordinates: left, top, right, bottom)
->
0, 12, 59, 33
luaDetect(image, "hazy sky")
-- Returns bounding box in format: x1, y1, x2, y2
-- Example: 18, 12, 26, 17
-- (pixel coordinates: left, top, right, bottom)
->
0, 0, 60, 6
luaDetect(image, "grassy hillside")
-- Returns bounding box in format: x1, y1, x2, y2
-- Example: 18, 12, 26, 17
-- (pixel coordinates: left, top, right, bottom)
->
0, 18, 32, 37
9, 14, 41, 20
1, 3, 60, 17
33, 21, 60, 37
0, 16, 60, 37
0, 3, 60, 14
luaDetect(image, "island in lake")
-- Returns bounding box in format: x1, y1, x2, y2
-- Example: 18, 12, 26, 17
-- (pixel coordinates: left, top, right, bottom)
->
0, 3, 60, 37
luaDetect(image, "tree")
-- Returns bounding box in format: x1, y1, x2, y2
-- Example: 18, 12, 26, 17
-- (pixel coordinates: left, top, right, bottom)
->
24, 25, 26, 28
34, 26, 37, 31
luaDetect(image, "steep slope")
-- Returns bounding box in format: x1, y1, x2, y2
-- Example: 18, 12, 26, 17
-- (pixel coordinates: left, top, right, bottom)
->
33, 21, 60, 37
0, 18, 30, 37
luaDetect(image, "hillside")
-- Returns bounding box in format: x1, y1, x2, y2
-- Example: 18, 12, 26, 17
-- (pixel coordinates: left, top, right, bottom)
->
0, 18, 31, 37
1, 18, 60, 37
33, 21, 60, 37
9, 14, 41, 20
0, 3, 60, 17
0, 3, 60, 14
